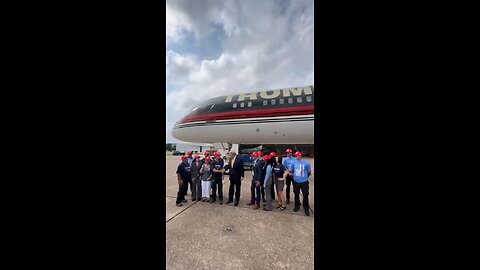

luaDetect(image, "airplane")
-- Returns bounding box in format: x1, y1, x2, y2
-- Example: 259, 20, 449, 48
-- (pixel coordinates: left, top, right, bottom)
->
171, 85, 314, 144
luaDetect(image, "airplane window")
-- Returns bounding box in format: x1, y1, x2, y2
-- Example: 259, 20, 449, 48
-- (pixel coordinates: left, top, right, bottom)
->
271, 99, 276, 105
210, 104, 215, 109
297, 97, 303, 103
279, 98, 284, 104
191, 107, 198, 112
306, 96, 312, 102
240, 102, 245, 107
247, 102, 252, 107
288, 98, 293, 104
233, 103, 237, 108
263, 100, 268, 106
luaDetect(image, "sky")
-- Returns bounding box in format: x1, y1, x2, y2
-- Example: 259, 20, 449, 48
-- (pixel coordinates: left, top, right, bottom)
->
166, 0, 313, 143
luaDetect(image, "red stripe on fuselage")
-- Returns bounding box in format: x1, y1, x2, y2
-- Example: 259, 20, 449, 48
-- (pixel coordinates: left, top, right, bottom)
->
177, 106, 314, 124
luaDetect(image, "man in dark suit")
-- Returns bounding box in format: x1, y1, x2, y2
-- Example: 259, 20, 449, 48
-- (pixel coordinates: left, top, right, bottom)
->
249, 152, 264, 210
226, 151, 244, 206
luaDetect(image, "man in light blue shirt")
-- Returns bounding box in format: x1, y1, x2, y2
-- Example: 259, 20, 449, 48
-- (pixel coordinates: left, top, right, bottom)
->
282, 149, 295, 204
186, 151, 194, 197
186, 151, 194, 166
290, 151, 312, 216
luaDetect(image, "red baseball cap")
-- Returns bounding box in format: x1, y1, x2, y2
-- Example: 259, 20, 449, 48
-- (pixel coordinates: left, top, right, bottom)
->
204, 151, 210, 156
270, 152, 276, 157
181, 155, 188, 160
194, 155, 200, 159
214, 152, 221, 157
250, 153, 256, 157
205, 157, 211, 161
257, 151, 263, 156
186, 151, 192, 155
263, 155, 271, 161
293, 151, 303, 157
285, 149, 293, 153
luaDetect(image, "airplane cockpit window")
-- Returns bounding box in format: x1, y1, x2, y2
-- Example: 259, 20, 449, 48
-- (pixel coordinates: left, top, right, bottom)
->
247, 102, 252, 107
210, 104, 215, 109
191, 107, 198, 112
279, 98, 284, 104
233, 103, 237, 108
271, 99, 276, 105
306, 96, 312, 102
288, 98, 293, 104
297, 97, 303, 103
263, 100, 268, 106
240, 102, 245, 108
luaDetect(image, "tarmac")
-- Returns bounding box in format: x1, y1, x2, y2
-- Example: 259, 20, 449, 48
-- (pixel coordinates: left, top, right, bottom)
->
166, 155, 315, 270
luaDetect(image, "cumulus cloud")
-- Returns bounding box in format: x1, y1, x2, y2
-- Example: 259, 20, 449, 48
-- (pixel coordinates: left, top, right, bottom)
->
166, 0, 313, 114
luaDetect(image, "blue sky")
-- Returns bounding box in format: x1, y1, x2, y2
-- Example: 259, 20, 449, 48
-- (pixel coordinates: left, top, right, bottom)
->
166, 0, 313, 143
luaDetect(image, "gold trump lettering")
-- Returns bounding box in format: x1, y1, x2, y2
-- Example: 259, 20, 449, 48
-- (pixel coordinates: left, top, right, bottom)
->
237, 92, 258, 101
282, 86, 312, 97
259, 90, 281, 99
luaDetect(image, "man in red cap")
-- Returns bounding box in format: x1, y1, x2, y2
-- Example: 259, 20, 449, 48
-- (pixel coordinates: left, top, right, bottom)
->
283, 148, 295, 204
210, 152, 225, 204
291, 151, 312, 216
190, 155, 203, 202
269, 152, 277, 201
260, 154, 274, 210
185, 151, 194, 197
248, 152, 263, 209
175, 155, 192, 206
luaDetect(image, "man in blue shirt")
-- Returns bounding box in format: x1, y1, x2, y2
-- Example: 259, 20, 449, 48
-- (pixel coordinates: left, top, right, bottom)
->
186, 151, 194, 197
175, 155, 191, 207
290, 151, 312, 216
282, 149, 296, 204
210, 152, 225, 204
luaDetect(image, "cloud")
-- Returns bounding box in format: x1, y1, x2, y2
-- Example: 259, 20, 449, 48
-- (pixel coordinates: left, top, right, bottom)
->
166, 0, 313, 125
167, 0, 228, 41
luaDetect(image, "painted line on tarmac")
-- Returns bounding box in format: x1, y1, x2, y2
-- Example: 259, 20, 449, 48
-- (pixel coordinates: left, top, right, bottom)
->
166, 199, 199, 223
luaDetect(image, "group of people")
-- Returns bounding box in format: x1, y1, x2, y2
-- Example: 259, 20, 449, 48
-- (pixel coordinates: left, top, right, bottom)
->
175, 148, 312, 216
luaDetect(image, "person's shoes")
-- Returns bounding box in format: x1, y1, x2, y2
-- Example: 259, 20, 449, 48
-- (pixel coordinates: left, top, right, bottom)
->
286, 199, 290, 204
234, 202, 238, 206
276, 204, 281, 209
253, 204, 260, 210
263, 208, 272, 211
197, 198, 202, 201
226, 200, 233, 204
182, 199, 187, 203
219, 200, 223, 205
209, 198, 215, 203
176, 203, 183, 207
293, 207, 299, 212
192, 198, 196, 202
305, 210, 310, 216
246, 202, 255, 205
280, 206, 286, 211
201, 198, 206, 202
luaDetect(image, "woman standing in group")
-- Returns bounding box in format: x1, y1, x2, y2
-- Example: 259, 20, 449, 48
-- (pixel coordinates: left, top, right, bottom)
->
273, 156, 288, 210
190, 155, 203, 202
199, 157, 213, 202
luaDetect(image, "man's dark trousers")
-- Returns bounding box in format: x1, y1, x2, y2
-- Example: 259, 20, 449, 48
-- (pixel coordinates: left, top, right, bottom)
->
293, 180, 310, 211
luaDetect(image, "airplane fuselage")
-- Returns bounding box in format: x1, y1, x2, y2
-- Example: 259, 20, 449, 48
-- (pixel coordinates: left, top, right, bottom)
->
172, 86, 314, 144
